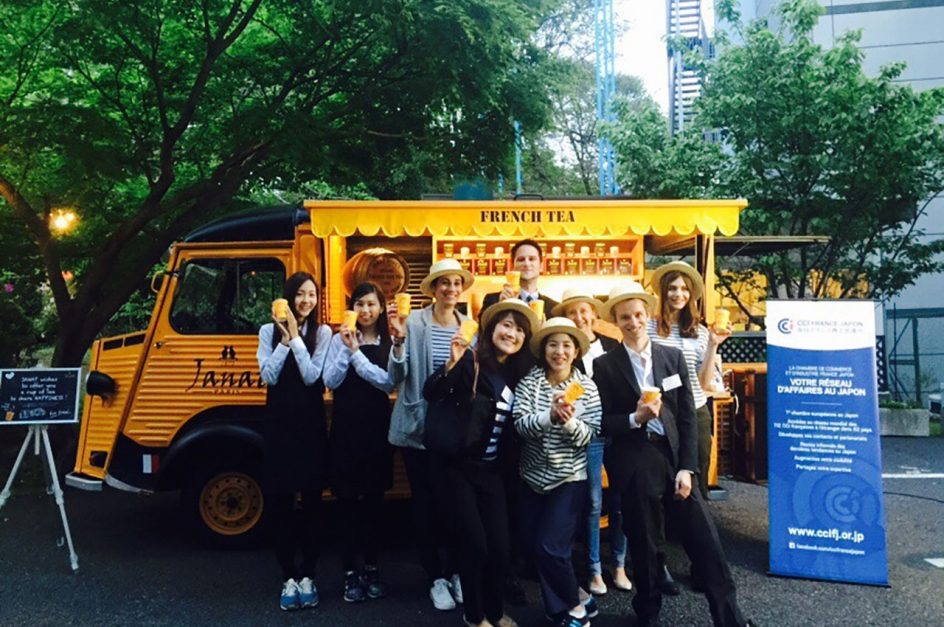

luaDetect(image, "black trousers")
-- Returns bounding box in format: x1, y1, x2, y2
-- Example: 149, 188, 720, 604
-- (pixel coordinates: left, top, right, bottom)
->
519, 479, 586, 617
696, 404, 713, 498
440, 459, 510, 624
619, 439, 746, 627
336, 490, 385, 572
400, 447, 456, 585
269, 490, 322, 581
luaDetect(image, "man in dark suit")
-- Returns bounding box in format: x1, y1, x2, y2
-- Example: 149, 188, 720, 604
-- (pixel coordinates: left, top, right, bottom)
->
480, 239, 558, 318
593, 282, 751, 627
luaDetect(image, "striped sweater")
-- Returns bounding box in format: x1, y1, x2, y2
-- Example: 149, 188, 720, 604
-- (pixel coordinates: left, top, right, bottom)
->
648, 319, 709, 409
513, 366, 602, 493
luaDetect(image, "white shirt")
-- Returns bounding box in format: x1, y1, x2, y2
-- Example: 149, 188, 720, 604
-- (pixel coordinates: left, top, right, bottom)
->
256, 322, 332, 386
623, 340, 665, 436
322, 332, 395, 392
581, 337, 606, 378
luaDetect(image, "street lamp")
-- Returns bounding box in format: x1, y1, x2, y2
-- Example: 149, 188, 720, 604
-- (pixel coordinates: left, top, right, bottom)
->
49, 208, 79, 235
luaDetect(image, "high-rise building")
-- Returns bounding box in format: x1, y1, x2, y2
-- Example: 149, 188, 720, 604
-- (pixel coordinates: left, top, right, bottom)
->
666, 0, 714, 134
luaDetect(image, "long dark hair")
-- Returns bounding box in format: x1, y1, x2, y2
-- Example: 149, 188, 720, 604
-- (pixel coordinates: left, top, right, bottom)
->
657, 270, 700, 339
350, 282, 391, 351
271, 271, 321, 354
476, 310, 535, 386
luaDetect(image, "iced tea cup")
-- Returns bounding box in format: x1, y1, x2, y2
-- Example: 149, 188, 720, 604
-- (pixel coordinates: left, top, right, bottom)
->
343, 310, 358, 332
459, 319, 479, 344
395, 293, 412, 319
272, 298, 289, 322
714, 308, 731, 331
529, 299, 545, 320
641, 386, 661, 404
505, 270, 521, 292
563, 380, 585, 404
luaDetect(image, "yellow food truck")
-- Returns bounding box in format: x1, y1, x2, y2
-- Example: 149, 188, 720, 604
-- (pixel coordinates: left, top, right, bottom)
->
67, 198, 745, 546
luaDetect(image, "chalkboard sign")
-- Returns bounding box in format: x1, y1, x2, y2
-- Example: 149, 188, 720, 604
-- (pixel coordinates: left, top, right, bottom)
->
0, 368, 82, 425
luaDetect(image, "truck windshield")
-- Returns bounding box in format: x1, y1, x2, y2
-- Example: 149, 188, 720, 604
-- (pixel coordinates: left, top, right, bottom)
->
169, 257, 285, 334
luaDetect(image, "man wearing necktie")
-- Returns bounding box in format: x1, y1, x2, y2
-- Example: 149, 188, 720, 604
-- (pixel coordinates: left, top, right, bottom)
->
592, 282, 752, 627
481, 239, 559, 318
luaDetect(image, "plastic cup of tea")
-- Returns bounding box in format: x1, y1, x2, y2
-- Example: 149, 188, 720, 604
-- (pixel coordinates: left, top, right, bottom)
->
529, 299, 545, 320
459, 319, 479, 344
272, 299, 289, 322
641, 386, 661, 404
714, 308, 731, 331
563, 380, 585, 404
395, 293, 412, 319
505, 270, 521, 292
343, 310, 358, 332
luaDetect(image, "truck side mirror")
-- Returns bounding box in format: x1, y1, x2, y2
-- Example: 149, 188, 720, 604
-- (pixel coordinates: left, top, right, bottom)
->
150, 272, 164, 294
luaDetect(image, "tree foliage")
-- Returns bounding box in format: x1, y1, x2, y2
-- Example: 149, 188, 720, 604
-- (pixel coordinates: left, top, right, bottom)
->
0, 0, 558, 365
609, 0, 944, 319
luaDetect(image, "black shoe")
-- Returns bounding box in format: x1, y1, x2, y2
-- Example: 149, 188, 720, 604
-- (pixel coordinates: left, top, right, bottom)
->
343, 570, 366, 603
504, 575, 528, 606
360, 565, 386, 599
657, 564, 680, 596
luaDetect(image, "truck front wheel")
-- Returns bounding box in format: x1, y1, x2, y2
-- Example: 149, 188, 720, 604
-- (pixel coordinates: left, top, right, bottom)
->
183, 462, 266, 549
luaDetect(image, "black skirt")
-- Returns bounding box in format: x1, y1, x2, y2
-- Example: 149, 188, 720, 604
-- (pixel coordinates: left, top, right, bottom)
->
329, 343, 394, 499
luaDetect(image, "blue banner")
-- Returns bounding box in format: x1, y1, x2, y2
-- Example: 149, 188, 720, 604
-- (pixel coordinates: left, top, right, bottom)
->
766, 301, 888, 586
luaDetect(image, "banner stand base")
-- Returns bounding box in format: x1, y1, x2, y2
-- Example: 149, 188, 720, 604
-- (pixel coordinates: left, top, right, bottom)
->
0, 425, 80, 573
765, 570, 890, 588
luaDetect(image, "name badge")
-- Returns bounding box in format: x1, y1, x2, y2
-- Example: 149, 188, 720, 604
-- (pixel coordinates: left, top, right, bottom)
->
662, 374, 682, 391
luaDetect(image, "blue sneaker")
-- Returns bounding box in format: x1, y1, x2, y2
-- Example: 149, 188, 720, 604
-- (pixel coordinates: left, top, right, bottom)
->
298, 577, 319, 608
280, 578, 300, 611
344, 570, 366, 603
582, 594, 599, 619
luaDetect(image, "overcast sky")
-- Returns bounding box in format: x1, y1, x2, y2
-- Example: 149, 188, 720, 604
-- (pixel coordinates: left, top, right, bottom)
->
615, 1, 668, 111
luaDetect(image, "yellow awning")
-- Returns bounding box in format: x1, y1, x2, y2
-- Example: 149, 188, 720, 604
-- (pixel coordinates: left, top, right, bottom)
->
304, 199, 746, 238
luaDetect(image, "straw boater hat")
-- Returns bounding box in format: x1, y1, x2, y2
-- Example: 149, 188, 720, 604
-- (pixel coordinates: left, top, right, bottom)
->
529, 317, 591, 358
550, 288, 605, 318
648, 261, 704, 301
419, 258, 474, 297
600, 281, 656, 321
480, 298, 540, 332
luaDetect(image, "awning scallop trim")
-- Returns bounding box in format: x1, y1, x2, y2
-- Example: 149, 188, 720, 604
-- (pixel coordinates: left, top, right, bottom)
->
304, 200, 746, 238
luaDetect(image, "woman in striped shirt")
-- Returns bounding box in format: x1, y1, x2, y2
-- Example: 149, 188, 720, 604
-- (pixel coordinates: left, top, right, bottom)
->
648, 261, 732, 499
423, 299, 537, 627
514, 317, 602, 627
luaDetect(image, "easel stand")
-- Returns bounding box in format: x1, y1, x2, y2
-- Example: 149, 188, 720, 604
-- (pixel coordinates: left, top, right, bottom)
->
0, 425, 80, 572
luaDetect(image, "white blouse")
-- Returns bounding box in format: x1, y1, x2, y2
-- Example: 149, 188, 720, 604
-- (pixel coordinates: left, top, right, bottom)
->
256, 322, 333, 386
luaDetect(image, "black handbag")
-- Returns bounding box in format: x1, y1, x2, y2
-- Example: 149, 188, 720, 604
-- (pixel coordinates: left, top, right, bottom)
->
423, 353, 495, 458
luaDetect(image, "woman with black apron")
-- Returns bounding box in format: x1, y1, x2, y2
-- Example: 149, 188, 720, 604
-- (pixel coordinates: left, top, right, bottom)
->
324, 282, 396, 603
256, 271, 332, 611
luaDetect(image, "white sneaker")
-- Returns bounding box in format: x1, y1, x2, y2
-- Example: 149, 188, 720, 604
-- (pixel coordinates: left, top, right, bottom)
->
449, 573, 464, 604
430, 578, 456, 610
280, 578, 300, 611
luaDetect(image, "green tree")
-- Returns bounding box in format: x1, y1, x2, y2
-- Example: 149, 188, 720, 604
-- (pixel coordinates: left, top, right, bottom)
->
608, 0, 944, 320
605, 96, 725, 199
0, 0, 557, 366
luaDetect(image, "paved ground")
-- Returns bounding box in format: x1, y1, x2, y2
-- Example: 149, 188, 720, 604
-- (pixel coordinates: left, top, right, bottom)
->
0, 434, 942, 627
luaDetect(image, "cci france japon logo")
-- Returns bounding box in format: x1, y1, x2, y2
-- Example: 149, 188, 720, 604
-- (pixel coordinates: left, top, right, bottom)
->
777, 318, 796, 334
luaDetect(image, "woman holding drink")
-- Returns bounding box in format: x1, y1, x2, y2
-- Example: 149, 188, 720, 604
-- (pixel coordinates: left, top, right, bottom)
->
256, 272, 332, 611
513, 318, 602, 627
388, 258, 475, 611
324, 282, 396, 603
423, 299, 538, 627
648, 261, 732, 499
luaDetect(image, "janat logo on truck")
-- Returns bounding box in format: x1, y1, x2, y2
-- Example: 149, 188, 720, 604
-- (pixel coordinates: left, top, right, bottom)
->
185, 357, 266, 393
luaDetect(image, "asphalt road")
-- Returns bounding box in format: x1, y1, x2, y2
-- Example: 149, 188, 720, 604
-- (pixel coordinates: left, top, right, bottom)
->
1, 434, 942, 627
